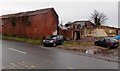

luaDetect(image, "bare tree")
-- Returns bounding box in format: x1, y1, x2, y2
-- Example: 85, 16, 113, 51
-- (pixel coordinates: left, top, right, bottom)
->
90, 10, 108, 26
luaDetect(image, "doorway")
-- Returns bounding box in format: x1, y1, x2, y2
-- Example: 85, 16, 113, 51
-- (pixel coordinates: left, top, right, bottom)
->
73, 31, 80, 40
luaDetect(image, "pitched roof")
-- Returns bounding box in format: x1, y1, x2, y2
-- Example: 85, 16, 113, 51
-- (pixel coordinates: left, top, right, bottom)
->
2, 8, 54, 19
65, 20, 95, 27
72, 20, 91, 23
72, 21, 94, 25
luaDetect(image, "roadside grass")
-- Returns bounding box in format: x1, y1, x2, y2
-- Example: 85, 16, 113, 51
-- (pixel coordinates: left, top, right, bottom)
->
1, 35, 43, 45
62, 41, 94, 48
63, 41, 80, 47
57, 41, 95, 52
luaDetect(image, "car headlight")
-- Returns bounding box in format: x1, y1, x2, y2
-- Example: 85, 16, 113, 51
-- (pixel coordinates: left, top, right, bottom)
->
50, 40, 54, 43
43, 40, 45, 42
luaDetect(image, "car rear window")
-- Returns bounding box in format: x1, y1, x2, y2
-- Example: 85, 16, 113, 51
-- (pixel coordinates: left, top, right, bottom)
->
108, 38, 117, 42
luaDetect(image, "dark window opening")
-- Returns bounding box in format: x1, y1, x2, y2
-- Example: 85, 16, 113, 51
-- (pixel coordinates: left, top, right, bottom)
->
12, 18, 16, 26
76, 31, 80, 40
73, 25, 75, 29
73, 31, 80, 40
21, 16, 31, 26
77, 25, 81, 29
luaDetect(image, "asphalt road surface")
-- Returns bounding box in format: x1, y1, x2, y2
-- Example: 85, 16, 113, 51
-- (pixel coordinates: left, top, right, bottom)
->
2, 40, 118, 69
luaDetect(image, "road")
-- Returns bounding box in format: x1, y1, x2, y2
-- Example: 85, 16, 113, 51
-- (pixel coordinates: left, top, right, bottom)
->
2, 40, 118, 69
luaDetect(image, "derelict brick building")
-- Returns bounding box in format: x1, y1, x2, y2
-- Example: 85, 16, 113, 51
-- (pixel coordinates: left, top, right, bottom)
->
1, 8, 59, 39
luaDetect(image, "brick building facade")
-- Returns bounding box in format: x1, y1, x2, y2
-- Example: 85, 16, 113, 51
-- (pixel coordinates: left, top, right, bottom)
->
1, 8, 58, 39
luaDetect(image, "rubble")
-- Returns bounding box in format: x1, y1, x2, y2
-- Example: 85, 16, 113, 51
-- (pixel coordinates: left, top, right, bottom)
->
85, 49, 100, 54
57, 45, 119, 62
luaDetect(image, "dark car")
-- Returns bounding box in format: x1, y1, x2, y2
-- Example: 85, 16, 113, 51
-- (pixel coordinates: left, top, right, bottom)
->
43, 35, 64, 47
94, 37, 119, 49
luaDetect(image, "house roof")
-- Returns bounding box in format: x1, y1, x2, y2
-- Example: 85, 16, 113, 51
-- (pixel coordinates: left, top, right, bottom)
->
1, 8, 55, 19
72, 21, 92, 23
65, 20, 95, 27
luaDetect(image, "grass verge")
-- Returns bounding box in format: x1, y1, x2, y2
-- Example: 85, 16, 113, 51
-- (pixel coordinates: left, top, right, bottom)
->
1, 35, 42, 45
63, 41, 94, 48
57, 41, 94, 53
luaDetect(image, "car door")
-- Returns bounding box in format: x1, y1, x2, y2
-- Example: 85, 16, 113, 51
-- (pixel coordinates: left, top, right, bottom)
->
60, 35, 64, 42
99, 38, 106, 46
58, 35, 63, 44
104, 39, 109, 47
55, 36, 60, 44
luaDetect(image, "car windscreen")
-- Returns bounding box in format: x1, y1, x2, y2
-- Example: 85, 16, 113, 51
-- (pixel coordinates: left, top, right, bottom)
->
46, 36, 57, 40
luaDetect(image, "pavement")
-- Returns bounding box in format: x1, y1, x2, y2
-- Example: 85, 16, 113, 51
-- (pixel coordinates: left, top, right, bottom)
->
1, 40, 119, 69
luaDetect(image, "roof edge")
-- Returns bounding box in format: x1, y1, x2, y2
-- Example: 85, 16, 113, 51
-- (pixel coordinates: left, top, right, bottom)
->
2, 7, 54, 19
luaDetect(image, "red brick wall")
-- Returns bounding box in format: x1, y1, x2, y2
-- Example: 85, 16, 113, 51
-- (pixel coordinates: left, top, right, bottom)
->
0, 17, 2, 34
2, 9, 58, 39
0, 25, 2, 34
26, 10, 58, 38
59, 28, 73, 40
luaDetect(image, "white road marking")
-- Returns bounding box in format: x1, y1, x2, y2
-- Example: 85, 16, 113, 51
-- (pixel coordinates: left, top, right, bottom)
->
67, 67, 74, 69
10, 63, 22, 69
8, 48, 27, 54
17, 51, 26, 54
18, 62, 31, 69
31, 65, 35, 68
9, 64, 16, 69
18, 62, 36, 69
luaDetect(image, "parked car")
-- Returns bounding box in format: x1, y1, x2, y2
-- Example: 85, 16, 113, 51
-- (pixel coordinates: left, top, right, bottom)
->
43, 35, 64, 47
94, 37, 119, 49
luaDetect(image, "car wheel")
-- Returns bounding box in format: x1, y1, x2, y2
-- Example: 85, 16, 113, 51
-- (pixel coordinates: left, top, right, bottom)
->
53, 43, 56, 47
95, 42, 98, 46
61, 41, 64, 45
107, 45, 110, 49
44, 44, 47, 47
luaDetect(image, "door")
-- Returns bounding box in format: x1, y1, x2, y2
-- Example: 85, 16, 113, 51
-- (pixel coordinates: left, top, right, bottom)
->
99, 38, 106, 46
73, 31, 80, 40
76, 31, 80, 40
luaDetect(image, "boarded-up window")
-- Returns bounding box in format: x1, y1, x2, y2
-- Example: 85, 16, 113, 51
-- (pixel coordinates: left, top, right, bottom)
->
21, 16, 31, 26
7, 17, 17, 26
11, 18, 16, 26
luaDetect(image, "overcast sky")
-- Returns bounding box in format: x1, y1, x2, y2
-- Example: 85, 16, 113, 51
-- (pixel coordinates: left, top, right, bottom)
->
0, 1, 118, 27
